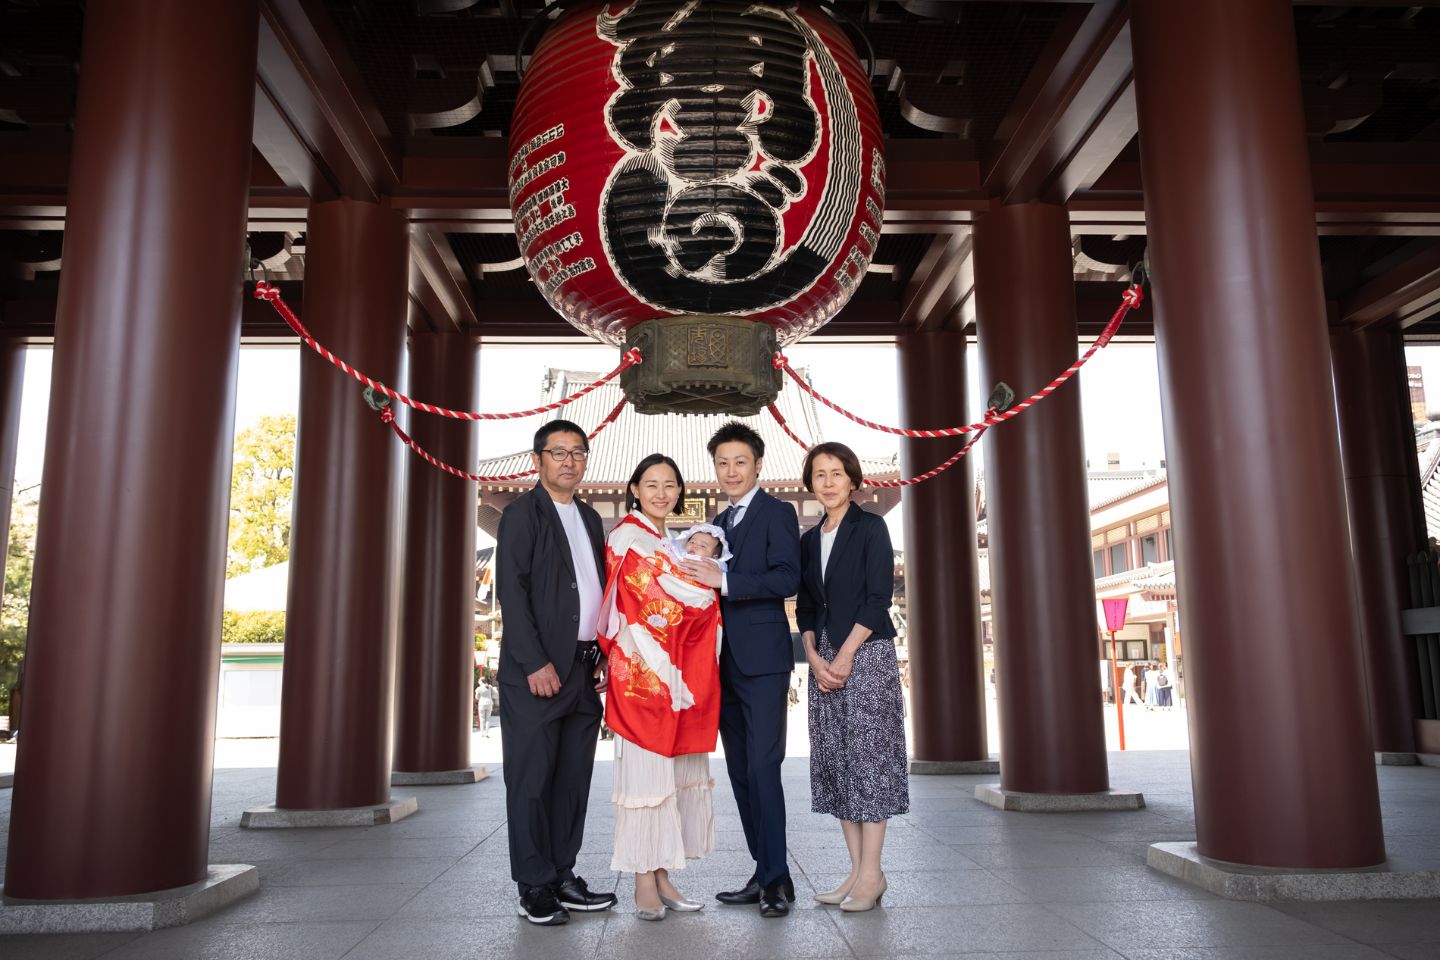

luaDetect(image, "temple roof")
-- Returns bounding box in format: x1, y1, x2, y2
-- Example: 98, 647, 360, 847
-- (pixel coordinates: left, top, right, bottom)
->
475, 368, 899, 490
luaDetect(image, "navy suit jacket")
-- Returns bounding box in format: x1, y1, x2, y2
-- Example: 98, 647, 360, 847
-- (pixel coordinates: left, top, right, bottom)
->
796, 502, 896, 645
716, 488, 801, 677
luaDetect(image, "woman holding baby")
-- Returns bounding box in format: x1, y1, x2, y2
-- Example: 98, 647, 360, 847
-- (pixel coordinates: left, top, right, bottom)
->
597, 453, 729, 920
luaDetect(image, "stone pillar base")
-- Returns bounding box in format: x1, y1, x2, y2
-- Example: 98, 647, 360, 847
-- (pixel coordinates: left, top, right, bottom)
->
240, 795, 417, 829
974, 783, 1145, 812
1148, 842, 1440, 901
391, 765, 490, 786
0, 864, 257, 933
1418, 753, 1440, 769
911, 758, 1000, 775
1376, 751, 1419, 766
0, 773, 12, 789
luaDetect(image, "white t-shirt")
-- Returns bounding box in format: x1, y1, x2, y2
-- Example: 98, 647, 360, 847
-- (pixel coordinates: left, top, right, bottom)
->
820, 525, 838, 580
554, 499, 603, 645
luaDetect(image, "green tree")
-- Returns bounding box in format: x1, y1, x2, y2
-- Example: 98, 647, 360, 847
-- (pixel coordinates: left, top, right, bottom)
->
221, 609, 287, 644
227, 414, 297, 578
0, 498, 37, 717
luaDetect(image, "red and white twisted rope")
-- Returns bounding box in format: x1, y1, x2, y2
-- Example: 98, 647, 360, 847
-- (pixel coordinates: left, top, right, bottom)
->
253, 280, 642, 421
765, 404, 991, 488
381, 397, 629, 482
772, 284, 1143, 438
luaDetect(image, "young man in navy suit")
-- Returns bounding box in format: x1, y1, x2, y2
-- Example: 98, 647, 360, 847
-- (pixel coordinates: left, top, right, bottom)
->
680, 422, 801, 918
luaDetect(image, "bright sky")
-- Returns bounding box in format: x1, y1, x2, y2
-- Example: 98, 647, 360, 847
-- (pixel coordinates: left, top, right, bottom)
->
17, 338, 1436, 550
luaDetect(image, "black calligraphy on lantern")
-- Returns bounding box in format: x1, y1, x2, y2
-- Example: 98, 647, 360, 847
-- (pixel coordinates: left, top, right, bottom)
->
596, 0, 864, 315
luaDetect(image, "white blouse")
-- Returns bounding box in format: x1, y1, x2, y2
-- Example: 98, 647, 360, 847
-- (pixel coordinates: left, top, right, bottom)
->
820, 525, 838, 580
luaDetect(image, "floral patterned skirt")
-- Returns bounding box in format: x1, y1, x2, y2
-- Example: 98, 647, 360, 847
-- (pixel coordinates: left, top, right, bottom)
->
808, 630, 910, 822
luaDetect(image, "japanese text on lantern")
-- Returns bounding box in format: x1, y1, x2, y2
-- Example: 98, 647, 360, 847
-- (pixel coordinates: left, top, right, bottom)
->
834, 148, 886, 294
511, 123, 595, 298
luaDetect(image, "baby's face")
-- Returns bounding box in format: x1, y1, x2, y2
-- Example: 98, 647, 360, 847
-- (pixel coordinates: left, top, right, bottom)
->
686, 531, 722, 558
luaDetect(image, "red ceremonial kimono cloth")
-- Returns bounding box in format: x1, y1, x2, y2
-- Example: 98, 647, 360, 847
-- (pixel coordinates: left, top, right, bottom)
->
598, 513, 722, 758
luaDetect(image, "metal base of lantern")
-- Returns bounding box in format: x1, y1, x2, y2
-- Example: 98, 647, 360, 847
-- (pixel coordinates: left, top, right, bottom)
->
622, 316, 782, 416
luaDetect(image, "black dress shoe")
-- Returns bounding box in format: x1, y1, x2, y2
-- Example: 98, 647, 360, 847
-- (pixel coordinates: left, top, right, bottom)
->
759, 880, 792, 918
556, 875, 618, 912
517, 885, 570, 926
715, 875, 761, 905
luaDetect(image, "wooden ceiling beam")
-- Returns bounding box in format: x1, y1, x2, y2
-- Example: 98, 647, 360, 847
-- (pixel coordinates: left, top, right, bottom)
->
409, 228, 478, 332
901, 234, 968, 328
1340, 242, 1440, 329
982, 0, 1133, 204
256, 0, 400, 202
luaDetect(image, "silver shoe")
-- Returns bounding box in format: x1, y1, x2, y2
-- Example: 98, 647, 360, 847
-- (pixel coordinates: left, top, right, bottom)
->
659, 894, 704, 912
635, 904, 667, 921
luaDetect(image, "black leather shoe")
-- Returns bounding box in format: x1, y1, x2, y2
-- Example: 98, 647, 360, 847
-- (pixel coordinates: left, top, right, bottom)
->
715, 875, 761, 905
556, 875, 618, 912
759, 880, 792, 918
517, 885, 570, 926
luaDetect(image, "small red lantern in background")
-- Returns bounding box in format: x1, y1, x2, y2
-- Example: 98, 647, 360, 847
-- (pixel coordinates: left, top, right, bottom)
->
510, 0, 885, 413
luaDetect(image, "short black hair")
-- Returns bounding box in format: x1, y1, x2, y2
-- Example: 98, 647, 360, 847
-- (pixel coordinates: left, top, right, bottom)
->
707, 421, 764, 460
802, 442, 865, 492
625, 454, 686, 515
533, 418, 588, 454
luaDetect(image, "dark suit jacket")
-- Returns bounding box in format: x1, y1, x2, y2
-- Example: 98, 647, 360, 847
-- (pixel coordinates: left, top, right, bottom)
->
796, 501, 896, 646
495, 484, 606, 688
716, 488, 801, 677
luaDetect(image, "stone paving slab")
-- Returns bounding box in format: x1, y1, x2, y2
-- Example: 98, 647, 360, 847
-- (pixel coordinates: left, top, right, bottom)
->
1, 750, 1439, 957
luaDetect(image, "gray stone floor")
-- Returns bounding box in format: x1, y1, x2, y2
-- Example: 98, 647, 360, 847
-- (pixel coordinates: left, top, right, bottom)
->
2, 749, 1439, 958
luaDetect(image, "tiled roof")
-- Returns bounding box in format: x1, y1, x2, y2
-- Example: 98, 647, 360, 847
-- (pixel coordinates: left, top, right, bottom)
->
1087, 469, 1166, 510
1421, 437, 1440, 542
975, 468, 1164, 519
475, 368, 898, 488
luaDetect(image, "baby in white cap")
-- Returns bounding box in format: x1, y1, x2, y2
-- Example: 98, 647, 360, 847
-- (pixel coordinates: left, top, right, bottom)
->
667, 522, 732, 573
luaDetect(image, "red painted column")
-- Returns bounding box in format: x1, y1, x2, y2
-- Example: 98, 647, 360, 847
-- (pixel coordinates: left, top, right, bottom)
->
275, 200, 409, 810
1132, 0, 1385, 866
974, 202, 1109, 795
1332, 325, 1424, 756
394, 333, 479, 774
4, 0, 256, 898
898, 330, 988, 763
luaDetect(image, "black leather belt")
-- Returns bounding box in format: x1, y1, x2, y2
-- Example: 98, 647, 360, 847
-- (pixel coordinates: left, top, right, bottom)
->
575, 640, 601, 666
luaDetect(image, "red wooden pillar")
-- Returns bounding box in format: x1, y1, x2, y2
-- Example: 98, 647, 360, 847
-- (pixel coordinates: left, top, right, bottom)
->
4, 0, 256, 898
274, 199, 410, 811
394, 333, 480, 775
898, 330, 989, 765
1132, 0, 1385, 867
1333, 325, 1425, 758
974, 201, 1109, 795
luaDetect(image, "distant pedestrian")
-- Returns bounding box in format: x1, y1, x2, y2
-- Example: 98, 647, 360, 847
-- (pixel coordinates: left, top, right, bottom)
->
1154, 662, 1174, 709
1121, 664, 1143, 706
476, 682, 494, 736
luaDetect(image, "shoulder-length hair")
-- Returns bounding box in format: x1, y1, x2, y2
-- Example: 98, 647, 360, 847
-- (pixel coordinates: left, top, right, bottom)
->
625, 453, 686, 514
802, 442, 865, 493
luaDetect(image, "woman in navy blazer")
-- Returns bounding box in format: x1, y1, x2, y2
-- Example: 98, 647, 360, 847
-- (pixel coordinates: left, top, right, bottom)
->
796, 442, 909, 913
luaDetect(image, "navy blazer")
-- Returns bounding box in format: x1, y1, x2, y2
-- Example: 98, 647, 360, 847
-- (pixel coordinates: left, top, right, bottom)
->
716, 488, 801, 677
494, 484, 606, 688
796, 501, 896, 645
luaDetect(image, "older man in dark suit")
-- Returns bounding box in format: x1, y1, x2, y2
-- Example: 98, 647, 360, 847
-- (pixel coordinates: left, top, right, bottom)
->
496, 418, 618, 926
680, 421, 801, 918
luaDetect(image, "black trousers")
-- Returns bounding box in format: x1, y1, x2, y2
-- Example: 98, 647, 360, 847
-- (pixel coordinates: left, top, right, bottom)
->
499, 661, 603, 894
718, 649, 792, 886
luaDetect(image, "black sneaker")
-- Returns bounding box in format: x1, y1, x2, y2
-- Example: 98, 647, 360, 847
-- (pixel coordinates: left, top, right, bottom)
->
556, 875, 618, 912
517, 885, 570, 926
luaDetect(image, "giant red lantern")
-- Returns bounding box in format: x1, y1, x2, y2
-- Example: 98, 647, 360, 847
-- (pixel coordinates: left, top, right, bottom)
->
510, 0, 885, 413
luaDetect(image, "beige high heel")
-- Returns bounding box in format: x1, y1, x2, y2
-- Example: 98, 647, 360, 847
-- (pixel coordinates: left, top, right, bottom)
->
839, 873, 887, 913
814, 880, 855, 905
